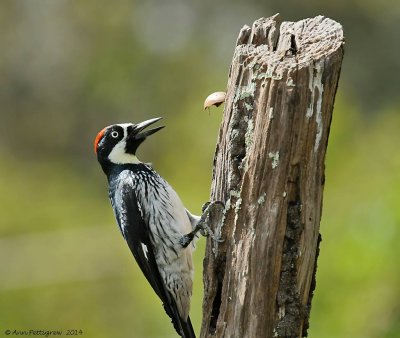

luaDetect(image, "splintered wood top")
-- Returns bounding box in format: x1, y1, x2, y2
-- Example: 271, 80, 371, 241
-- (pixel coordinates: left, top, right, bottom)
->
235, 14, 344, 67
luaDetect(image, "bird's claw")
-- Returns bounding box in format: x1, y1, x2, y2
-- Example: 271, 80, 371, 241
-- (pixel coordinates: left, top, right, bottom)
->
198, 222, 224, 242
181, 201, 225, 248
199, 200, 225, 242
201, 202, 210, 213
202, 201, 224, 213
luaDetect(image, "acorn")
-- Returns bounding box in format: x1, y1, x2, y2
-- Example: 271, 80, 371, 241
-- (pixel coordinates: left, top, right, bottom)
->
204, 91, 226, 110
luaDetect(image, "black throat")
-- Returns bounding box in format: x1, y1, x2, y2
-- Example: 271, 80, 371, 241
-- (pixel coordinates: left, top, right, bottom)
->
103, 162, 148, 183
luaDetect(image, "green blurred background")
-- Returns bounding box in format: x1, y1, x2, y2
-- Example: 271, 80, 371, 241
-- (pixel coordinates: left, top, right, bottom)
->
1, 1, 399, 337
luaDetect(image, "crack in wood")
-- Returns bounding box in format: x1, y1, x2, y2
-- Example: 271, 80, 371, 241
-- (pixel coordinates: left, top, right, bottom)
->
208, 259, 225, 335
301, 233, 322, 337
275, 198, 307, 337
290, 34, 298, 55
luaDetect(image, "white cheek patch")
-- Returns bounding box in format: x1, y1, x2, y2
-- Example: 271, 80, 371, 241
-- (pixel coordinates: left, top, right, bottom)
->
108, 125, 141, 164
108, 140, 140, 164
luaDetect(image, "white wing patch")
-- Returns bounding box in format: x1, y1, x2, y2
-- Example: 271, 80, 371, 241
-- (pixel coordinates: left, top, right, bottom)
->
141, 242, 149, 260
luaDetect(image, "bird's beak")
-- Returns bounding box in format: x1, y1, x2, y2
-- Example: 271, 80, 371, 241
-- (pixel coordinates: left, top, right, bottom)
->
129, 117, 165, 140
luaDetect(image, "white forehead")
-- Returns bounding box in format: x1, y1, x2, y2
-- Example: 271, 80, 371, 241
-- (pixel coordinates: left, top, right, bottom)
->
116, 123, 134, 129
110, 123, 134, 138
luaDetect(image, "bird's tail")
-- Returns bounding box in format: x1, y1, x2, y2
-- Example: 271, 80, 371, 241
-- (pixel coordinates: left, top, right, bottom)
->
179, 315, 195, 338
166, 306, 195, 338
163, 294, 196, 338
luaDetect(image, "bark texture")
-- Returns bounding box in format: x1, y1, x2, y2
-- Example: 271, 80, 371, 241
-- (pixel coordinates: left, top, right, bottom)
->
201, 15, 344, 338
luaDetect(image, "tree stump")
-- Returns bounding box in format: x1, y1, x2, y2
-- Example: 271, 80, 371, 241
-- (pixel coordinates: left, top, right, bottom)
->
201, 14, 344, 338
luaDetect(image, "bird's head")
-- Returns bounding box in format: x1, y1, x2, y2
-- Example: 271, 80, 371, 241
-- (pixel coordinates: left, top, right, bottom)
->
94, 117, 164, 170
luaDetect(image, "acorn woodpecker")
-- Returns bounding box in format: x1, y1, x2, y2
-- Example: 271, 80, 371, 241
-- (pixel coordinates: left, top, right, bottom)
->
94, 117, 220, 338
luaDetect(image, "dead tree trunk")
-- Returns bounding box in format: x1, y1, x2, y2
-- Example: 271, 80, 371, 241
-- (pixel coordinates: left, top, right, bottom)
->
201, 15, 344, 338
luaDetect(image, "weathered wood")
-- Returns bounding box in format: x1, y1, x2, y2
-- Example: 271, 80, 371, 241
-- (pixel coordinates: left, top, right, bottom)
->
201, 15, 344, 338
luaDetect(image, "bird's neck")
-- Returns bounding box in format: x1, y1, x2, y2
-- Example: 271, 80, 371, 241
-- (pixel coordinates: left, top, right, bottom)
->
108, 151, 140, 165
105, 162, 149, 182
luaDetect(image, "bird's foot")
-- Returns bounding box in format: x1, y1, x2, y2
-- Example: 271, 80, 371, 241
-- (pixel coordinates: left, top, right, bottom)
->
179, 233, 195, 248
198, 201, 225, 241
180, 201, 224, 248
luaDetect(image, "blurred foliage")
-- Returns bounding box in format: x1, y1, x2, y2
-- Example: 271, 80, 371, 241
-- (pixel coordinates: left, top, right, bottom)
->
0, 1, 399, 337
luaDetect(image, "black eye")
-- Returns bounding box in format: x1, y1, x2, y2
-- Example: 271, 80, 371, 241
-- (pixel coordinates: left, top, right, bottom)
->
111, 131, 119, 138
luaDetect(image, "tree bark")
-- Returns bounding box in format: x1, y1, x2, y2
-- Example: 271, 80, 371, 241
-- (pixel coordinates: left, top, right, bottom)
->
201, 15, 344, 338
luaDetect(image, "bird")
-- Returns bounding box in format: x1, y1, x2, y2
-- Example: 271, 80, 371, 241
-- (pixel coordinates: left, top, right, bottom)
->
94, 117, 221, 338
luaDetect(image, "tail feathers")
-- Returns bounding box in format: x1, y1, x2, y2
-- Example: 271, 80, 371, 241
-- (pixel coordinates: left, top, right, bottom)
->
179, 315, 195, 338
163, 303, 196, 338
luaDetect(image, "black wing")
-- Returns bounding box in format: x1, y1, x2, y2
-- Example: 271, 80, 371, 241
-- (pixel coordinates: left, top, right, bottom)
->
110, 179, 195, 338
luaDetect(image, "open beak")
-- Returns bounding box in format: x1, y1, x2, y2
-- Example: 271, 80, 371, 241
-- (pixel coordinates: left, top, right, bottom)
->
129, 117, 165, 140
